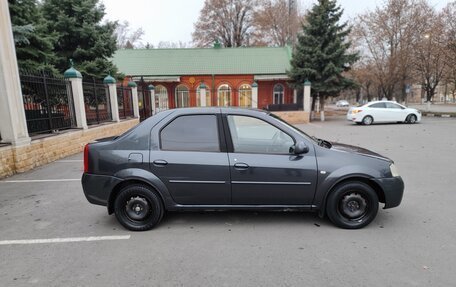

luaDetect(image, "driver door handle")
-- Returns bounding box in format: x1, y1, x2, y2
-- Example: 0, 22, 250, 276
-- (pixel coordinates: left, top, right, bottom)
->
153, 160, 168, 166
234, 163, 249, 169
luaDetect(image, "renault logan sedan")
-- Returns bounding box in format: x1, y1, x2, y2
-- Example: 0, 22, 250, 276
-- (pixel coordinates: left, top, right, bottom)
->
82, 108, 404, 230
347, 101, 421, 125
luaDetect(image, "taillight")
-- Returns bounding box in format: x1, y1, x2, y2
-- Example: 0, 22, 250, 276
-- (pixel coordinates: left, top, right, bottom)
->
84, 144, 89, 173
352, 109, 363, 114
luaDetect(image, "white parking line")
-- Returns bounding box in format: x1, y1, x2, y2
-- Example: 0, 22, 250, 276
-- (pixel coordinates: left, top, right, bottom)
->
1, 179, 80, 183
0, 235, 131, 245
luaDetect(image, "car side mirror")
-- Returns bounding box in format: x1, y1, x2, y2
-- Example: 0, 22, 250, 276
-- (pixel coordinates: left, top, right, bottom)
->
290, 141, 309, 155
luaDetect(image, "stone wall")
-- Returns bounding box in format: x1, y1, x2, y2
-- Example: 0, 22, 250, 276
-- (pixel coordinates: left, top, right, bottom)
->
272, 111, 310, 124
0, 119, 139, 179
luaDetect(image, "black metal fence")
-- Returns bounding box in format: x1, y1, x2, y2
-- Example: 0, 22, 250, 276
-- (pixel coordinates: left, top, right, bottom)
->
116, 85, 133, 119
20, 71, 76, 135
83, 78, 112, 125
138, 85, 152, 121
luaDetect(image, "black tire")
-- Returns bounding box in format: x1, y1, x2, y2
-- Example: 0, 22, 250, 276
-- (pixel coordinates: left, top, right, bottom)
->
406, 114, 417, 124
326, 181, 379, 229
114, 184, 164, 231
362, 115, 373, 125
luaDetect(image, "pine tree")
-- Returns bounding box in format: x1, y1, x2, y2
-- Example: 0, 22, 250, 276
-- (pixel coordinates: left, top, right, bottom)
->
8, 0, 57, 73
288, 0, 358, 121
41, 0, 118, 78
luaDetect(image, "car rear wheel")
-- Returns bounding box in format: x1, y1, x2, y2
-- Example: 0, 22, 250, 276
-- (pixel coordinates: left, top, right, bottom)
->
114, 184, 164, 231
406, 114, 417, 124
326, 181, 379, 229
362, 116, 373, 125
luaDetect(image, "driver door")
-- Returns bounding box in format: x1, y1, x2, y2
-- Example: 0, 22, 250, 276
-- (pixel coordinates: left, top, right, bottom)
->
225, 115, 317, 205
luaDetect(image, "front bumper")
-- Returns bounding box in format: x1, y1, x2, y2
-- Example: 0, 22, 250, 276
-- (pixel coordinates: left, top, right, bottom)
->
373, 176, 404, 209
82, 173, 122, 206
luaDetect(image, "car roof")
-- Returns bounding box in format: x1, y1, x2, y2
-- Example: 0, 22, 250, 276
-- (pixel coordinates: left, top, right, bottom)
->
170, 107, 270, 116
363, 100, 402, 106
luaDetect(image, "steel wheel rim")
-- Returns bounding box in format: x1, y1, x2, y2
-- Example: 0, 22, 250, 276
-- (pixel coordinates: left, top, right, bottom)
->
339, 192, 368, 220
125, 196, 151, 221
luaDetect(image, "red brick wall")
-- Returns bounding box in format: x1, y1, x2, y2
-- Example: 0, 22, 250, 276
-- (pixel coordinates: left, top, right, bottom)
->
132, 75, 294, 109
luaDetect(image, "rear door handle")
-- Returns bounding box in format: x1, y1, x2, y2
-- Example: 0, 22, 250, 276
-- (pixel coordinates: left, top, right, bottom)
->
153, 160, 168, 166
234, 163, 249, 169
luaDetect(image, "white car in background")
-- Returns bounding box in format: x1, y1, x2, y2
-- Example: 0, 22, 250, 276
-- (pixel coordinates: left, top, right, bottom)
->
347, 101, 421, 125
336, 100, 350, 107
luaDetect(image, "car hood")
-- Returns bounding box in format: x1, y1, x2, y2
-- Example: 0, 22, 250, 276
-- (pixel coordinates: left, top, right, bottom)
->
330, 142, 392, 162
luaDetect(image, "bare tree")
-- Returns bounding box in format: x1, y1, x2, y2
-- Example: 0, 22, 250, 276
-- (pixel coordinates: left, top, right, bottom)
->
251, 0, 305, 47
157, 41, 191, 49
443, 2, 456, 102
115, 20, 145, 49
413, 9, 449, 102
353, 0, 429, 101
192, 0, 258, 47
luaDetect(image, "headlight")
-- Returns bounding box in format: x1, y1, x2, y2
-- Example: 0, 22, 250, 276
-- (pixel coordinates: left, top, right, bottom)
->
390, 164, 400, 177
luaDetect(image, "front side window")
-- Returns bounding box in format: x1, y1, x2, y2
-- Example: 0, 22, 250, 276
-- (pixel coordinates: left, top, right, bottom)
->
227, 115, 294, 154
218, 84, 231, 106
161, 115, 219, 152
238, 84, 252, 108
175, 85, 190, 108
273, 84, 284, 104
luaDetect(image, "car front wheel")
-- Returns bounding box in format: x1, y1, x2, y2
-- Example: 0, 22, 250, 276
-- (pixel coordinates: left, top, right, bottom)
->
362, 116, 373, 125
114, 184, 164, 231
326, 181, 379, 229
406, 114, 417, 124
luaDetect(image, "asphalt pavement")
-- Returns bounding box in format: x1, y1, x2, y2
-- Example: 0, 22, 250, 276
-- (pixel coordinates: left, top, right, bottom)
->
0, 116, 455, 287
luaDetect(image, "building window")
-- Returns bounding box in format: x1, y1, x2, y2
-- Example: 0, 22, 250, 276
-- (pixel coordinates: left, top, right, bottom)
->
217, 84, 231, 106
175, 85, 190, 108
238, 84, 252, 108
196, 86, 212, 107
273, 84, 284, 104
155, 85, 169, 112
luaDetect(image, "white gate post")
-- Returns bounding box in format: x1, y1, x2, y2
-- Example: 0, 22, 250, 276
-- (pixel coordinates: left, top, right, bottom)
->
303, 80, 311, 113
104, 75, 119, 122
128, 81, 139, 118
148, 84, 155, 115
252, 82, 258, 108
64, 64, 87, 129
199, 83, 207, 107
0, 1, 30, 145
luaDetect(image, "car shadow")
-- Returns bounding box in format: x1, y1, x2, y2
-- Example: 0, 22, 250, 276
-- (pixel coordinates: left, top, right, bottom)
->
157, 210, 329, 228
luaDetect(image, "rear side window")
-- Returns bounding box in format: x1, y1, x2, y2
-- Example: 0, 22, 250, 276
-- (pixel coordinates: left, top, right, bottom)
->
160, 115, 220, 152
369, 102, 386, 108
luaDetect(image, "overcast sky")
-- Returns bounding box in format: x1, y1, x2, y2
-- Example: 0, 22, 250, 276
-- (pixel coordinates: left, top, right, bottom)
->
101, 0, 452, 47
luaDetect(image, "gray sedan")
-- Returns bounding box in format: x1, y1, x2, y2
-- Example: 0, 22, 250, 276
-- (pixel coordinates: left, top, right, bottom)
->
82, 108, 404, 230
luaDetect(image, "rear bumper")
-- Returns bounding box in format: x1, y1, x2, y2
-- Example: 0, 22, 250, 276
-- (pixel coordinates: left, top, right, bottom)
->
373, 176, 404, 209
82, 173, 122, 206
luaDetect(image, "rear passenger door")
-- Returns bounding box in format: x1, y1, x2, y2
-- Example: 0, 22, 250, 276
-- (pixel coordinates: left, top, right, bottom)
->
149, 113, 231, 205
368, 102, 387, 122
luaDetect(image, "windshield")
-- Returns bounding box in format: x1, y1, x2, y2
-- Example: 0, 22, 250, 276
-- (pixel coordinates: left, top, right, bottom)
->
268, 113, 315, 142
268, 113, 332, 148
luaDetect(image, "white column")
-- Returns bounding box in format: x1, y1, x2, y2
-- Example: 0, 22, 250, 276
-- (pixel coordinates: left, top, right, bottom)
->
150, 88, 156, 115
303, 81, 311, 113
131, 86, 139, 118
293, 89, 297, 104
200, 86, 207, 107
107, 83, 120, 122
0, 1, 31, 146
252, 82, 258, 108
67, 78, 87, 129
